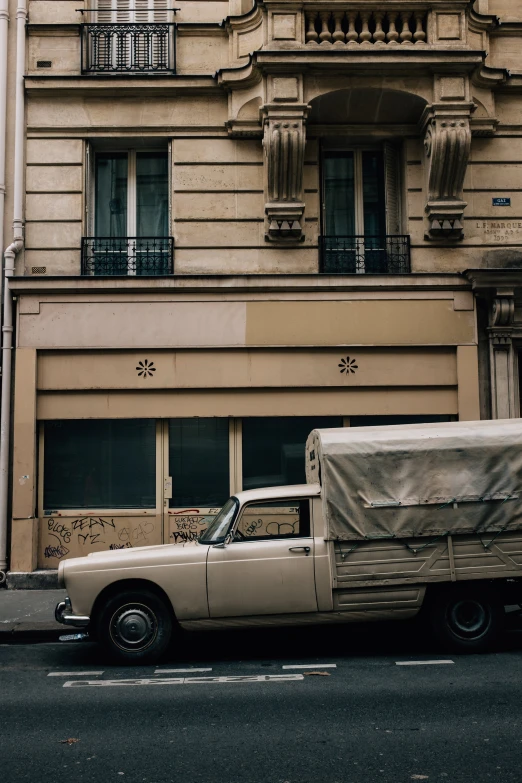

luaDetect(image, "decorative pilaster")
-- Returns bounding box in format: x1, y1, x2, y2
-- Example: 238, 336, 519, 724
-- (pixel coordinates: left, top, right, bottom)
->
262, 103, 309, 241
422, 104, 473, 240
488, 290, 517, 419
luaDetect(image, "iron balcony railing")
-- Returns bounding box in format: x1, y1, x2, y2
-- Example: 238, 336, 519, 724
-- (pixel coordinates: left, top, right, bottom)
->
81, 23, 176, 74
319, 235, 411, 274
81, 237, 174, 276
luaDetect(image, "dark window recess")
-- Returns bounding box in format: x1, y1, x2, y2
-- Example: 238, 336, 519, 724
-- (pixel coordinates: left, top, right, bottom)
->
321, 146, 409, 274
44, 419, 156, 510
37, 60, 53, 68
85, 151, 172, 276
242, 416, 343, 490
350, 415, 454, 427
169, 418, 230, 508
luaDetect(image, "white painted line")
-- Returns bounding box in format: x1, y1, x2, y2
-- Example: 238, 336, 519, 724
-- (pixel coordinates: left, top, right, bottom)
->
395, 660, 455, 666
282, 664, 337, 670
48, 671, 104, 677
64, 674, 304, 688
154, 668, 212, 674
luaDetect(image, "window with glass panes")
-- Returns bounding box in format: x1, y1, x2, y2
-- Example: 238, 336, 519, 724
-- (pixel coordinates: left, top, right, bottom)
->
94, 151, 169, 240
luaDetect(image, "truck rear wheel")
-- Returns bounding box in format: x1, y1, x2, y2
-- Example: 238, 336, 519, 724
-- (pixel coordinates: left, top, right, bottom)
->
96, 589, 173, 664
429, 587, 504, 653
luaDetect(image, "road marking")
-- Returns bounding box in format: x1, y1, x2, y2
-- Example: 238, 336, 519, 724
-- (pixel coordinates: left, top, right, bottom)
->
48, 671, 104, 677
154, 668, 212, 674
282, 663, 337, 669
63, 674, 304, 688
395, 660, 455, 666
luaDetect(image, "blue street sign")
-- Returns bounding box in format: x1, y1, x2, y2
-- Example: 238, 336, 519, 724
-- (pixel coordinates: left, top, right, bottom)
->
493, 197, 511, 206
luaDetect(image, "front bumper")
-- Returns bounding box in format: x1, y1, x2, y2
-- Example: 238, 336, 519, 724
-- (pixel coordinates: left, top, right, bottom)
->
55, 597, 90, 628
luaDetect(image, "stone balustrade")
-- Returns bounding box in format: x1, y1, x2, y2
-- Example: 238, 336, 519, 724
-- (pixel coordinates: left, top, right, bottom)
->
305, 9, 427, 46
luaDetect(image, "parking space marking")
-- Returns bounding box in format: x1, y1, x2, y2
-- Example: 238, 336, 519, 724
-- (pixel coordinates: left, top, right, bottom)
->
63, 674, 304, 688
282, 663, 337, 669
154, 668, 212, 674
48, 671, 104, 677
395, 660, 455, 666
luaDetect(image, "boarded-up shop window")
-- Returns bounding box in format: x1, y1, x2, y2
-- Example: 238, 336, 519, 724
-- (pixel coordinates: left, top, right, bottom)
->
242, 417, 343, 491
350, 415, 454, 427
169, 418, 229, 507
43, 419, 156, 510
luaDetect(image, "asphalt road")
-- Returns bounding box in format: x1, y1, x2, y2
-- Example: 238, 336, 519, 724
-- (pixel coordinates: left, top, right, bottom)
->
2, 622, 522, 783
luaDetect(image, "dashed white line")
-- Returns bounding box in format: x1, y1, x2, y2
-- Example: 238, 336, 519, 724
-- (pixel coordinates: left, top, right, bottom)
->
154, 668, 213, 674
282, 663, 337, 670
63, 674, 304, 688
395, 660, 455, 666
48, 671, 104, 677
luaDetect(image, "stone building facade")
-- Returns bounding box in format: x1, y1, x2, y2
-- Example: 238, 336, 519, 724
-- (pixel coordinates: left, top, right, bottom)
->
0, 0, 521, 581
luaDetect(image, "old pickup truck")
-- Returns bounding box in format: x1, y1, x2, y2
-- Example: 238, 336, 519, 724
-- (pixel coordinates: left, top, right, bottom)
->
56, 419, 522, 663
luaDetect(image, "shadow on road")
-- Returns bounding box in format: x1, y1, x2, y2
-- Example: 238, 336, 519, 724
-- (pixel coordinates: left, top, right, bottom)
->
26, 612, 522, 667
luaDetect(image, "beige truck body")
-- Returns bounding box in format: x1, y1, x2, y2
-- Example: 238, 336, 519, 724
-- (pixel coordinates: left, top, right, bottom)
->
59, 483, 522, 632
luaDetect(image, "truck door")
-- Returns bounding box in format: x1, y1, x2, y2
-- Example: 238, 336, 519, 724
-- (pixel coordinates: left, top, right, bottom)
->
207, 498, 317, 618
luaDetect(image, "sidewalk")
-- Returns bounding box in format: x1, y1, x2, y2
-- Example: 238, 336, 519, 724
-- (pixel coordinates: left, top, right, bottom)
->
0, 589, 67, 638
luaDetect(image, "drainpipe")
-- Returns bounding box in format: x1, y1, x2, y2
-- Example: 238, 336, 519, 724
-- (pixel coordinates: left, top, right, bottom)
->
0, 0, 8, 304
0, 0, 27, 583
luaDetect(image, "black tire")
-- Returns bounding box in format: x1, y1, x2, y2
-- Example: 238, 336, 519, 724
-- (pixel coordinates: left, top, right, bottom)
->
429, 586, 504, 654
95, 589, 173, 665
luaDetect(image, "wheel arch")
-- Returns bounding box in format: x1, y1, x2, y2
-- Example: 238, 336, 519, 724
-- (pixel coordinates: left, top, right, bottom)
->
90, 578, 178, 627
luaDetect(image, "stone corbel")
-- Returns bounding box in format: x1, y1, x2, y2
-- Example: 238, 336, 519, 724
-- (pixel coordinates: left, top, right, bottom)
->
422, 104, 474, 240
262, 103, 309, 242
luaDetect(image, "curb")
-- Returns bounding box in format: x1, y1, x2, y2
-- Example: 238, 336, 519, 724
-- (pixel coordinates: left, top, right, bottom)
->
7, 571, 59, 590
0, 621, 65, 641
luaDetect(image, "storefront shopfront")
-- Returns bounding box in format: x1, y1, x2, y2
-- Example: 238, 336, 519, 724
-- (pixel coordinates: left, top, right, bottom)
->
8, 276, 480, 574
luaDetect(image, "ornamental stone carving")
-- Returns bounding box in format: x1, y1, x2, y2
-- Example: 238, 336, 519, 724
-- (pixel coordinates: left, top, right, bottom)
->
487, 290, 517, 419
491, 296, 515, 328
422, 104, 473, 240
262, 103, 309, 241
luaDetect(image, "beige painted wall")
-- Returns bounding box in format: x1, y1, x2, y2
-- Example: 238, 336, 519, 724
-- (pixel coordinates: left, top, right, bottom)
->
37, 348, 458, 390
18, 297, 476, 349
36, 387, 458, 420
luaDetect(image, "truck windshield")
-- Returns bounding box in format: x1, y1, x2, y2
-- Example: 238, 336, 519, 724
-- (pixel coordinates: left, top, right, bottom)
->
198, 497, 239, 544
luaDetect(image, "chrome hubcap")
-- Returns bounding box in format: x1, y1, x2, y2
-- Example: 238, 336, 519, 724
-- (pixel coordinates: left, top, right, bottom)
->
110, 604, 157, 651
448, 599, 489, 638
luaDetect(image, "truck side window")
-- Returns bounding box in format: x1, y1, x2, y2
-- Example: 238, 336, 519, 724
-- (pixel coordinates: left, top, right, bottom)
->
235, 500, 310, 541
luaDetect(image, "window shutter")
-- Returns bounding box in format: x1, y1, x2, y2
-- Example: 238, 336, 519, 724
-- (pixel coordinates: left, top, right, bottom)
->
383, 141, 402, 236
135, 0, 168, 23
96, 0, 168, 23
116, 0, 132, 22
96, 0, 114, 23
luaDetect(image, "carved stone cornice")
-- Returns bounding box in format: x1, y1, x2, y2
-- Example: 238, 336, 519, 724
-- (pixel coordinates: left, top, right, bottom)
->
471, 64, 509, 90
261, 102, 310, 242
488, 330, 513, 347
488, 288, 515, 347
421, 102, 474, 240
491, 294, 515, 328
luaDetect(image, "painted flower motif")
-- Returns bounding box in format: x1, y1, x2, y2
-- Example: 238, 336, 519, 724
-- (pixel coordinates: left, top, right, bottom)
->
338, 356, 358, 375
136, 359, 156, 378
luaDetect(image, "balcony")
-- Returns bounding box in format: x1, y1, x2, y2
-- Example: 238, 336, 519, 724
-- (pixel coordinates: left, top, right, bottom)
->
319, 236, 411, 274
81, 24, 176, 74
81, 237, 174, 276
305, 9, 427, 46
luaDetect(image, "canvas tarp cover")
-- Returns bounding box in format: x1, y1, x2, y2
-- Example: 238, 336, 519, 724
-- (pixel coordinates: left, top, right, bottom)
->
305, 419, 522, 541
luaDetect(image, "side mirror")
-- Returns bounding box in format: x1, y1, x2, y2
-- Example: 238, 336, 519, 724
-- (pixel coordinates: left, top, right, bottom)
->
213, 531, 233, 549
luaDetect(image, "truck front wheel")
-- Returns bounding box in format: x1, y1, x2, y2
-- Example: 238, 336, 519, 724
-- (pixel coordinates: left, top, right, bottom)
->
96, 589, 173, 664
429, 587, 504, 653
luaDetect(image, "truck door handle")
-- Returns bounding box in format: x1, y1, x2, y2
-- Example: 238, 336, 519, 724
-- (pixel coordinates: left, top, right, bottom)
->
289, 546, 311, 555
